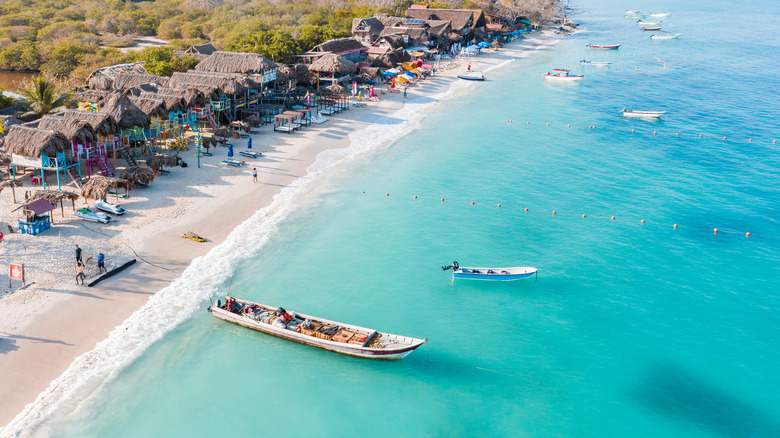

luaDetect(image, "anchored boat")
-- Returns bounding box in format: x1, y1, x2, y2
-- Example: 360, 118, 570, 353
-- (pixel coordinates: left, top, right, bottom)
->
580, 60, 612, 66
651, 33, 681, 40
587, 44, 621, 49
622, 109, 667, 119
544, 68, 584, 82
637, 20, 662, 25
209, 297, 427, 360
442, 262, 538, 281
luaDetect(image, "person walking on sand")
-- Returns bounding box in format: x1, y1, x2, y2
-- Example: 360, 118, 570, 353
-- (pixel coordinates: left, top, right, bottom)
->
76, 262, 85, 285
403, 88, 407, 99
75, 245, 82, 264
252, 168, 258, 183
467, 63, 471, 71
97, 252, 106, 274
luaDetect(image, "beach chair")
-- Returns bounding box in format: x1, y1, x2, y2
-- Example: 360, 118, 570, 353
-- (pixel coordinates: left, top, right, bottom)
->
239, 151, 261, 159
222, 159, 245, 167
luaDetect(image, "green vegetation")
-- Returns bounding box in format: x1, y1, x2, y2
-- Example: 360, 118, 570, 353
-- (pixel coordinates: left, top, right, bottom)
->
19, 76, 70, 117
0, 89, 14, 110
0, 0, 401, 80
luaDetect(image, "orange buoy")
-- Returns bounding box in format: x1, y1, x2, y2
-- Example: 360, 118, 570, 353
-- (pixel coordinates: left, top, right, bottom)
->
414, 195, 417, 199
471, 201, 475, 205
546, 122, 550, 126
641, 219, 645, 224
441, 198, 445, 202
385, 193, 389, 196
714, 228, 718, 234
552, 211, 556, 215
699, 134, 703, 138
497, 204, 501, 208
673, 224, 678, 229
774, 140, 777, 144
362, 191, 365, 193
653, 131, 657, 135
527, 121, 531, 125
749, 138, 752, 142
611, 216, 615, 220
582, 214, 587, 218
567, 124, 571, 128
746, 232, 751, 237
676, 133, 680, 136
723, 136, 727, 140
631, 129, 635, 133
524, 208, 529, 212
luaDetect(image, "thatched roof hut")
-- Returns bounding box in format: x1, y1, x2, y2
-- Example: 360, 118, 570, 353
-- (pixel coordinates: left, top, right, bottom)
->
35, 115, 95, 144
308, 53, 358, 74
0, 179, 23, 203
59, 110, 116, 136
123, 84, 159, 96
112, 73, 170, 91
243, 115, 264, 127
1, 125, 69, 158
168, 72, 246, 96
127, 96, 167, 117
321, 83, 347, 95
73, 89, 113, 104
81, 176, 132, 200
86, 62, 147, 90
29, 189, 79, 204
194, 51, 274, 74
145, 154, 179, 171
138, 92, 187, 112
119, 166, 155, 185
155, 87, 205, 107
99, 93, 151, 130
213, 127, 236, 138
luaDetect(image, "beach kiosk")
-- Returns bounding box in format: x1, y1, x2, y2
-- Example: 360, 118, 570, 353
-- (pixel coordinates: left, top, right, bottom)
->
16, 198, 55, 236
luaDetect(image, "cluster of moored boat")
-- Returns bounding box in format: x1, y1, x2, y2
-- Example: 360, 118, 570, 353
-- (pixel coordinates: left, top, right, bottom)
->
626, 10, 681, 40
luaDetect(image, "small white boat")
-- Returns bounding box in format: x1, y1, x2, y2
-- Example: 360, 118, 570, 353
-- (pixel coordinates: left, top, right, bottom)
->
94, 199, 125, 215
622, 109, 667, 119
651, 33, 681, 40
580, 59, 611, 66
210, 297, 427, 360
648, 12, 671, 17
637, 20, 662, 25
443, 262, 538, 281
625, 11, 646, 19
457, 71, 486, 81
587, 44, 621, 49
75, 208, 111, 224
544, 68, 584, 82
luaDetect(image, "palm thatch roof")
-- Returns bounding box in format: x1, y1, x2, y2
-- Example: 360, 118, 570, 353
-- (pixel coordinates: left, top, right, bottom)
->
358, 66, 380, 79
127, 96, 167, 117
0, 179, 23, 196
99, 93, 151, 130
1, 125, 69, 158
86, 62, 147, 90
308, 53, 358, 74
145, 154, 179, 171
81, 176, 132, 200
59, 110, 116, 135
243, 115, 264, 127
118, 166, 155, 185
29, 189, 79, 204
138, 92, 186, 111
112, 73, 170, 91
35, 115, 95, 143
155, 87, 206, 107
186, 70, 262, 90
194, 51, 274, 74
404, 9, 486, 32
292, 64, 314, 85
370, 48, 411, 69
0, 116, 23, 134
321, 84, 347, 95
186, 43, 217, 56
73, 88, 113, 104
213, 127, 236, 138
168, 72, 245, 96
310, 38, 366, 54
124, 84, 159, 96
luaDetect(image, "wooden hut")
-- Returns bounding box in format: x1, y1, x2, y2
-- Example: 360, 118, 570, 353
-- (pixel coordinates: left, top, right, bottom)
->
86, 62, 147, 90
127, 96, 168, 117
99, 93, 151, 130
309, 53, 359, 75
59, 110, 116, 136
34, 115, 96, 144
112, 73, 170, 91
1, 125, 77, 190
194, 51, 275, 75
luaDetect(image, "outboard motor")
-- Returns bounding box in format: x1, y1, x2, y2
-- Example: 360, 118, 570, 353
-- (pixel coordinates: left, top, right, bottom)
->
441, 261, 459, 271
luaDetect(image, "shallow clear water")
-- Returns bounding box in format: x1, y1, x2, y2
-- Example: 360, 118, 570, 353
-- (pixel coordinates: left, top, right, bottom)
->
29, 0, 780, 436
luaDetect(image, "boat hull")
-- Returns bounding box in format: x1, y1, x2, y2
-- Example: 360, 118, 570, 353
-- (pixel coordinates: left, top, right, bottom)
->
211, 300, 426, 360
651, 34, 681, 40
545, 74, 584, 82
623, 111, 667, 119
457, 72, 486, 81
453, 267, 537, 281
588, 44, 621, 49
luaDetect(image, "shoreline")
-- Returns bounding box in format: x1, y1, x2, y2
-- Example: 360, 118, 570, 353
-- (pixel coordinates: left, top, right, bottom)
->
0, 29, 564, 435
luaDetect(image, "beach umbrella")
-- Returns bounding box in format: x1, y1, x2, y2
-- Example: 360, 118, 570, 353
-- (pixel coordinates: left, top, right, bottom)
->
81, 176, 132, 201
244, 115, 263, 127
247, 136, 252, 149
0, 179, 23, 203
213, 127, 236, 138
227, 144, 233, 157
118, 166, 155, 186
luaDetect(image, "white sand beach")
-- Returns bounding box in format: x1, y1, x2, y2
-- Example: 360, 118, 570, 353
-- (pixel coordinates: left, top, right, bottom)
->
0, 29, 562, 432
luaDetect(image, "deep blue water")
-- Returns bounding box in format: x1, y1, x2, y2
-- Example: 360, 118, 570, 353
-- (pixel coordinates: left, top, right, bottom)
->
22, 0, 780, 436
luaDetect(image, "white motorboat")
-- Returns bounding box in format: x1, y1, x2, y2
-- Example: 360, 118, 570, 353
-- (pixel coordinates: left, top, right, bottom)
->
457, 71, 486, 81
442, 262, 538, 281
648, 12, 671, 17
94, 199, 125, 215
622, 109, 667, 119
637, 20, 662, 25
544, 68, 584, 82
651, 33, 681, 40
580, 60, 612, 66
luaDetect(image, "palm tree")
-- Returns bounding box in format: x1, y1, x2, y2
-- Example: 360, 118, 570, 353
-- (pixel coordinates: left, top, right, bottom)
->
20, 76, 70, 117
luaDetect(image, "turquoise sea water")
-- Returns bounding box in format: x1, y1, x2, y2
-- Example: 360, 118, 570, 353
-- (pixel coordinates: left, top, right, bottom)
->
18, 0, 780, 436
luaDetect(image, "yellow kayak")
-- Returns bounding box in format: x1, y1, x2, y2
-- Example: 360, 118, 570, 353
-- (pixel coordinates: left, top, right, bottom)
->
181, 232, 206, 242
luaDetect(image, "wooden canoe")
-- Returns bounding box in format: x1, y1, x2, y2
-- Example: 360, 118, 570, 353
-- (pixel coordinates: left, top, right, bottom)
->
210, 297, 427, 360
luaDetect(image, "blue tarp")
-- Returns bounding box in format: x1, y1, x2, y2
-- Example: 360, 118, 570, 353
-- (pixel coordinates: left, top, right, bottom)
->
381, 71, 396, 76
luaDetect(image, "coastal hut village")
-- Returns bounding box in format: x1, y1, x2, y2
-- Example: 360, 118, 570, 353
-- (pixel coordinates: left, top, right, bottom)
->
0, 6, 547, 239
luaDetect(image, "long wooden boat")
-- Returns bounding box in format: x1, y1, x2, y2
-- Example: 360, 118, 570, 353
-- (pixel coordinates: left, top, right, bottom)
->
443, 262, 538, 281
641, 27, 661, 31
544, 68, 584, 82
209, 297, 427, 360
622, 109, 667, 119
587, 44, 621, 49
